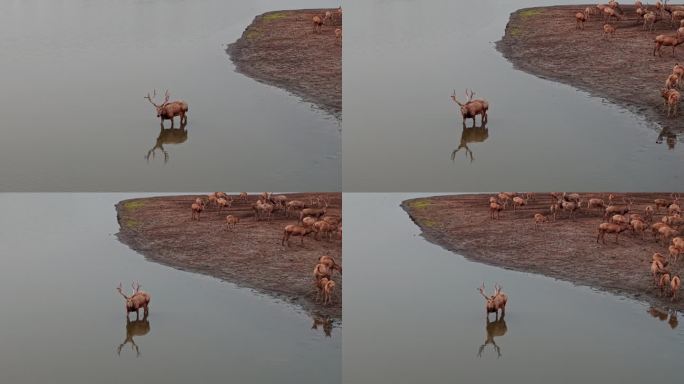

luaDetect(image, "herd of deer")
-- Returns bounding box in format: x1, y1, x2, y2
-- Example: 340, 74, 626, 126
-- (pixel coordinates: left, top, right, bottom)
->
571, 1, 684, 117
489, 192, 683, 301
312, 7, 342, 44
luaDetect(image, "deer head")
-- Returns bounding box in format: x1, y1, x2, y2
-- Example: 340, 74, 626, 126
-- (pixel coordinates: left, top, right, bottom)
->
145, 89, 171, 117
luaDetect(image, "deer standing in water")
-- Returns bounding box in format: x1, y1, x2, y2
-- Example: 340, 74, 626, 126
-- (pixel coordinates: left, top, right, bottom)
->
477, 283, 508, 320
117, 316, 150, 357
116, 282, 151, 319
145, 89, 188, 128
477, 316, 507, 358
451, 89, 489, 126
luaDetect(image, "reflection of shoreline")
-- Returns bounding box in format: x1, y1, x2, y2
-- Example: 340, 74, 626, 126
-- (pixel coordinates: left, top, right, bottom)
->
226, 9, 342, 120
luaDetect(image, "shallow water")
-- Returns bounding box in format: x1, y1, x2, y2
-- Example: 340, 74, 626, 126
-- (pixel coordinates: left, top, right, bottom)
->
0, 194, 340, 384
0, 0, 340, 191
343, 194, 683, 384
343, 0, 684, 191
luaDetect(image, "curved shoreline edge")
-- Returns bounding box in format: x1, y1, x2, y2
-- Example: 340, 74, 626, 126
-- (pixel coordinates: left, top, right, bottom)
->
496, 5, 682, 139
402, 194, 683, 313
226, 9, 342, 120
115, 194, 342, 320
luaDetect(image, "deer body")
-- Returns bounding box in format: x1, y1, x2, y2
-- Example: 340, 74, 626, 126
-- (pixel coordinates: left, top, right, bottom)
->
145, 90, 188, 128
451, 89, 489, 126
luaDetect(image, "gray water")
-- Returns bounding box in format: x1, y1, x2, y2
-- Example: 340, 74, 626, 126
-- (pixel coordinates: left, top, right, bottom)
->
343, 194, 683, 384
0, 194, 340, 384
0, 1, 340, 191
343, 0, 684, 192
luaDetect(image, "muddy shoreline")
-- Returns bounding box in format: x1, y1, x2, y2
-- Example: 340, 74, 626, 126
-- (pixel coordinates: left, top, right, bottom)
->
497, 5, 682, 143
115, 193, 341, 320
403, 193, 683, 311
227, 9, 341, 119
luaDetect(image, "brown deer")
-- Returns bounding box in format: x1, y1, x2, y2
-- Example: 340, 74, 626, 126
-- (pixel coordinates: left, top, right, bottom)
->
145, 122, 188, 164
191, 200, 204, 221
477, 283, 508, 320
318, 255, 342, 275
661, 88, 681, 117
477, 316, 507, 358
117, 316, 150, 357
654, 34, 684, 57
575, 12, 587, 29
533, 213, 548, 230
666, 73, 680, 89
603, 23, 616, 38
671, 275, 681, 301
451, 89, 489, 126
282, 224, 314, 246
312, 15, 324, 33
145, 89, 188, 128
596, 222, 629, 244
225, 215, 240, 230
490, 202, 503, 219
643, 11, 657, 31
299, 205, 327, 222
116, 282, 151, 319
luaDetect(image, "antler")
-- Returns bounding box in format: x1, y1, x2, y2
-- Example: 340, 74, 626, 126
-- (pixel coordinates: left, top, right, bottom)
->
494, 283, 502, 295
116, 283, 129, 299
451, 89, 463, 106
161, 90, 170, 106
132, 281, 141, 293
477, 283, 489, 299
145, 89, 160, 107
466, 89, 475, 102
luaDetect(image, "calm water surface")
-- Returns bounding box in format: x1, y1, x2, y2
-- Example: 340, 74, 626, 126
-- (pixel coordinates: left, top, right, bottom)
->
0, 194, 340, 384
343, 0, 684, 191
343, 194, 683, 384
0, 1, 340, 191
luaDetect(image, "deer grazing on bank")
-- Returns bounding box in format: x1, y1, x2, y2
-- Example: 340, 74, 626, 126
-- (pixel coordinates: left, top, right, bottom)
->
116, 282, 151, 319
191, 199, 204, 221
316, 277, 336, 305
661, 88, 681, 117
672, 275, 681, 301
145, 89, 188, 128
654, 34, 684, 57
533, 213, 548, 230
576, 12, 587, 29
282, 224, 314, 246
313, 15, 324, 33
666, 73, 681, 90
319, 255, 342, 275
603, 23, 616, 38
451, 89, 489, 126
477, 283, 508, 320
490, 201, 504, 220
225, 215, 239, 230
597, 222, 630, 244
300, 205, 327, 222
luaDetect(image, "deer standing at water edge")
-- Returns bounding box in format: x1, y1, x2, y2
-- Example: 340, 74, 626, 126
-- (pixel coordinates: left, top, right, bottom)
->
145, 89, 188, 128
451, 89, 489, 126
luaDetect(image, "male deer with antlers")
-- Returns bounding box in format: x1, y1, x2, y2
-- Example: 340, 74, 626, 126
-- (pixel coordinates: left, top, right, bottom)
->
451, 89, 489, 126
145, 89, 188, 128
116, 282, 151, 319
477, 283, 508, 320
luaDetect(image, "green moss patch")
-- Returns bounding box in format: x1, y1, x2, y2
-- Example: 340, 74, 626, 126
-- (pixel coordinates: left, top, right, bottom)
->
123, 200, 145, 211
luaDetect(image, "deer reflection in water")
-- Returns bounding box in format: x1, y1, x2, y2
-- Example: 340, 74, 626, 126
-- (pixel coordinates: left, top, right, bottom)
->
117, 315, 151, 357
451, 121, 488, 163
647, 306, 679, 329
477, 316, 507, 359
145, 120, 188, 163
656, 127, 677, 150
311, 316, 333, 337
